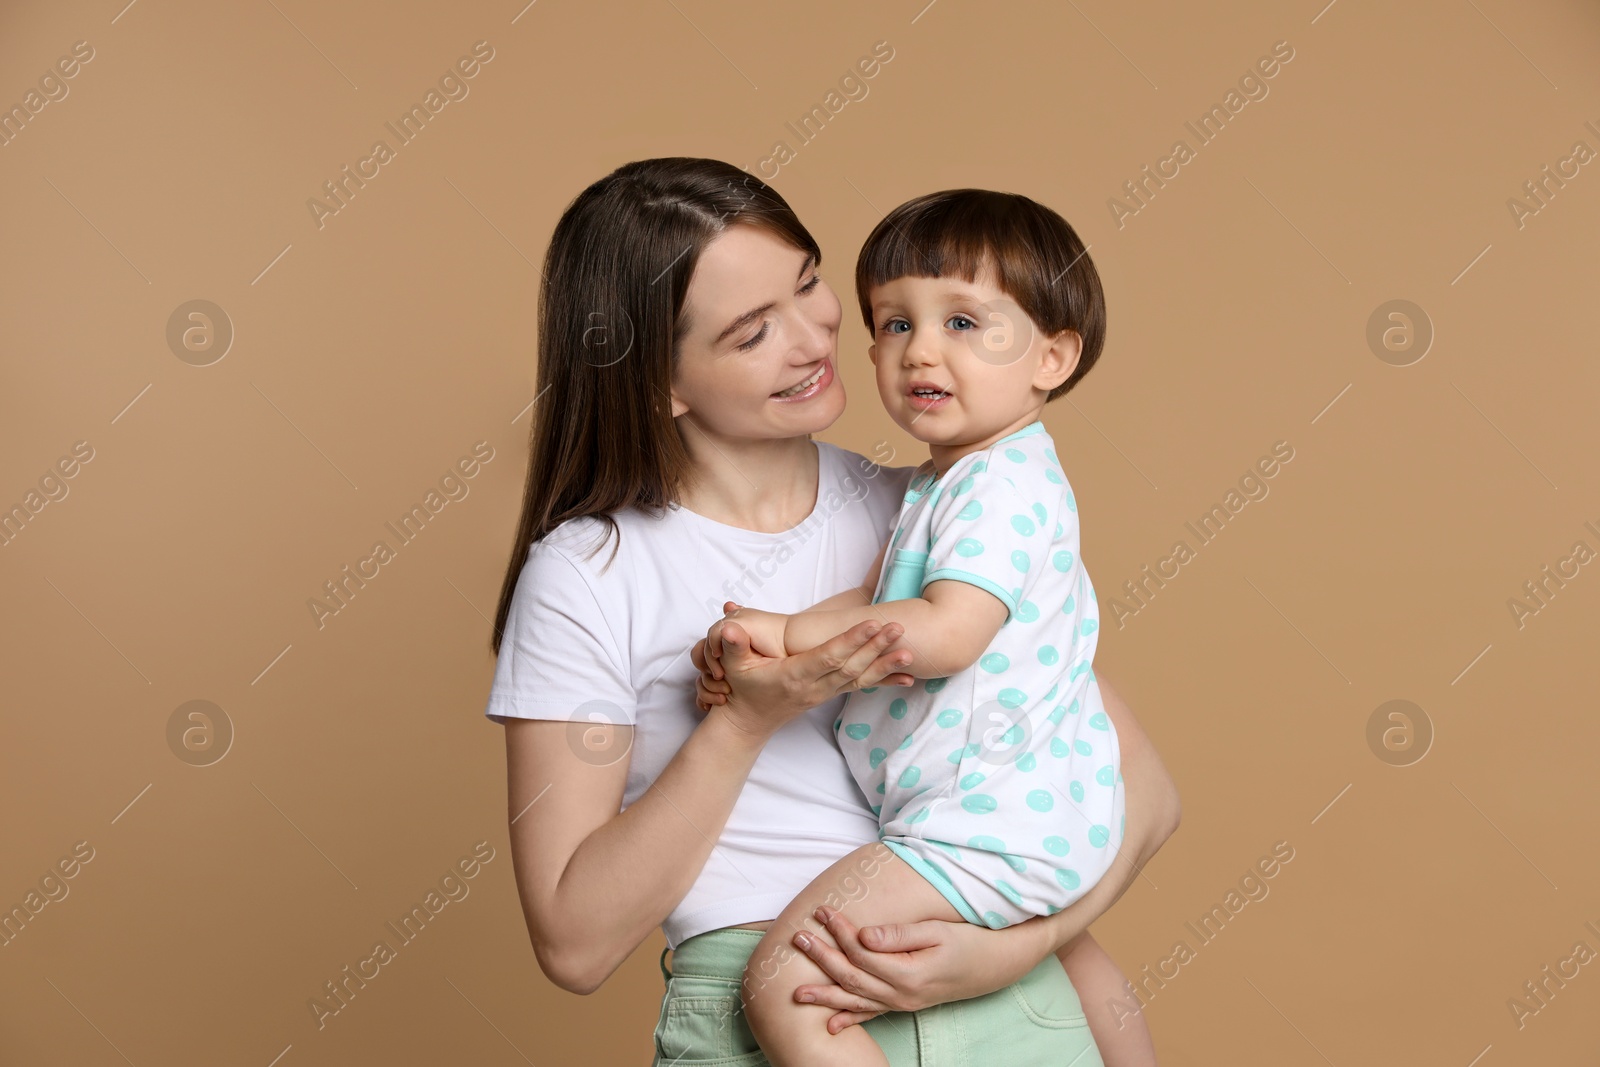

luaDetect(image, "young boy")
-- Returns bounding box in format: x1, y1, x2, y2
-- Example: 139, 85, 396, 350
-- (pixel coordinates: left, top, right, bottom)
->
697, 189, 1156, 1066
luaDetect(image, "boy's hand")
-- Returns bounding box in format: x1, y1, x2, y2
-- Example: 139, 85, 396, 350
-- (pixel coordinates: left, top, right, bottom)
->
706, 601, 789, 661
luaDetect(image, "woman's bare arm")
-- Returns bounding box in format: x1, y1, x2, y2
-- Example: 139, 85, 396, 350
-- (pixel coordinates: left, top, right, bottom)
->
504, 619, 913, 995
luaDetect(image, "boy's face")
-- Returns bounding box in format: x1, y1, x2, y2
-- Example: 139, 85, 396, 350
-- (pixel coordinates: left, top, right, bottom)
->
866, 264, 1080, 451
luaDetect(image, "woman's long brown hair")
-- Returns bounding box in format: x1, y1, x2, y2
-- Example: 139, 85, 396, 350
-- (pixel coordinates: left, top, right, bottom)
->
490, 158, 822, 654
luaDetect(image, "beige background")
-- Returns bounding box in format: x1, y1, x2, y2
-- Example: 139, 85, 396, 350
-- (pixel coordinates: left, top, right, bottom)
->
3, 0, 1597, 1063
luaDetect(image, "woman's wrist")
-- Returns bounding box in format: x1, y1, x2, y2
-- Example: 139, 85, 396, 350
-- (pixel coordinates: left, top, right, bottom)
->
702, 700, 779, 752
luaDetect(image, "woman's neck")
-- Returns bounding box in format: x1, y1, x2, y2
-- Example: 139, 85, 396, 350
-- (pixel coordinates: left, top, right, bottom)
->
675, 429, 820, 534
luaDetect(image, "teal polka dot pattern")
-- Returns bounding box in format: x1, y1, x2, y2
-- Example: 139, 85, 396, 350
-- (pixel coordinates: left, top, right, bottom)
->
839, 422, 1119, 928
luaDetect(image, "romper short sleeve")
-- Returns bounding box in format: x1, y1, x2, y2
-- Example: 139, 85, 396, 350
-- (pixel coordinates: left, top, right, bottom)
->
920, 454, 1066, 623
485, 539, 637, 726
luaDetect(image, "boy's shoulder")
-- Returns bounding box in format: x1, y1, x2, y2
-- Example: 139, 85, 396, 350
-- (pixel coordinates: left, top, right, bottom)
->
949, 422, 1064, 490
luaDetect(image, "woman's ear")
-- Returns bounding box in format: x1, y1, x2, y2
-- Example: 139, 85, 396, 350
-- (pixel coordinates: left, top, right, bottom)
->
1036, 329, 1083, 392
667, 377, 691, 418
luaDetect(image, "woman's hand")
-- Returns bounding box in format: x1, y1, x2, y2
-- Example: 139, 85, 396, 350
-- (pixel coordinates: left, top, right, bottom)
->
787, 906, 1049, 1032
689, 618, 916, 737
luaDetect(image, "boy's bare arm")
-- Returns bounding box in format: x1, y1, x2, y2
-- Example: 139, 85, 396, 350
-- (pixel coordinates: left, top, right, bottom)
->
783, 578, 1008, 679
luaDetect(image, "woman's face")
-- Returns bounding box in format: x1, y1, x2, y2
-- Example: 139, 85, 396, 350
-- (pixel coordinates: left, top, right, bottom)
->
669, 224, 846, 440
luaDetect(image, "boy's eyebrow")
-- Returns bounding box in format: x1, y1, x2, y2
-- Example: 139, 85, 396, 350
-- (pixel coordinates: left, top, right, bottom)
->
714, 252, 819, 344
872, 281, 988, 311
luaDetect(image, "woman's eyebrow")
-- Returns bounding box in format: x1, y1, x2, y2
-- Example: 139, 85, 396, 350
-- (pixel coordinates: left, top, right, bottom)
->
713, 252, 818, 344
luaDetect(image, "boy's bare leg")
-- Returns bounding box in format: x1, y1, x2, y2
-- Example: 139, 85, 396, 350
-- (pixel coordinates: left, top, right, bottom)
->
1057, 930, 1157, 1066
743, 841, 963, 1067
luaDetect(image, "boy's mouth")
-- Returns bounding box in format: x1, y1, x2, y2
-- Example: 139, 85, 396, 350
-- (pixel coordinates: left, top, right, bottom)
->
906, 380, 953, 410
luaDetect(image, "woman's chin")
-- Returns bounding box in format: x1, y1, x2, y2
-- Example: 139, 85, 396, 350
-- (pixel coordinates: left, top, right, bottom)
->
776, 380, 846, 434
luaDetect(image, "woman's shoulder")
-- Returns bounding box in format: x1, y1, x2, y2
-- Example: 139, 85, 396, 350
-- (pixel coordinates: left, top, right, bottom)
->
816, 439, 918, 498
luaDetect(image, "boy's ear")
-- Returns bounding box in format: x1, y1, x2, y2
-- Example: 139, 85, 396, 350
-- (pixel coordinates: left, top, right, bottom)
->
1036, 329, 1083, 392
867, 342, 879, 366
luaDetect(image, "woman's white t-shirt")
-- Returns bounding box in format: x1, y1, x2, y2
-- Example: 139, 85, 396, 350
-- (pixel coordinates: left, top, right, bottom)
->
485, 441, 917, 948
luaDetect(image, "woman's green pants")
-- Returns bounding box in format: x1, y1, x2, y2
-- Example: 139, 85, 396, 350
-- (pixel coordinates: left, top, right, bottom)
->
651, 927, 1105, 1066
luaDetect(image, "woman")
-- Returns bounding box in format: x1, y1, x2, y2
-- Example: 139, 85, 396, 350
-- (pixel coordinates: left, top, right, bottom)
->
485, 157, 1181, 1065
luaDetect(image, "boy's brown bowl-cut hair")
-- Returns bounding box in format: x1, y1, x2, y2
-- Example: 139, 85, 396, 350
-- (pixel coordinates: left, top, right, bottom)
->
854, 189, 1106, 399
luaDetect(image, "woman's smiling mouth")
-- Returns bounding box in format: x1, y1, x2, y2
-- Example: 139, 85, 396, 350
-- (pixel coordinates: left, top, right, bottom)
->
771, 360, 832, 401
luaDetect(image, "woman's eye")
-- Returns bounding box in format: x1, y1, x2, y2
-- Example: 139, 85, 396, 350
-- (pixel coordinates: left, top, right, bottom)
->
799, 275, 822, 294
736, 322, 770, 351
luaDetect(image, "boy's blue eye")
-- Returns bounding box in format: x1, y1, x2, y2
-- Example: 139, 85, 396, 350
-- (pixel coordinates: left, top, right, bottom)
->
883, 320, 909, 334
947, 315, 977, 331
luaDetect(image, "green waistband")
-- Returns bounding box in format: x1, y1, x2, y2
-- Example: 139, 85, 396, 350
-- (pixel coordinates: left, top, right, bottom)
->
662, 928, 767, 982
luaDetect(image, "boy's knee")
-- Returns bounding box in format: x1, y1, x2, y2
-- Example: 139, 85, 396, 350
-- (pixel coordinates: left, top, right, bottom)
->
740, 937, 786, 1016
